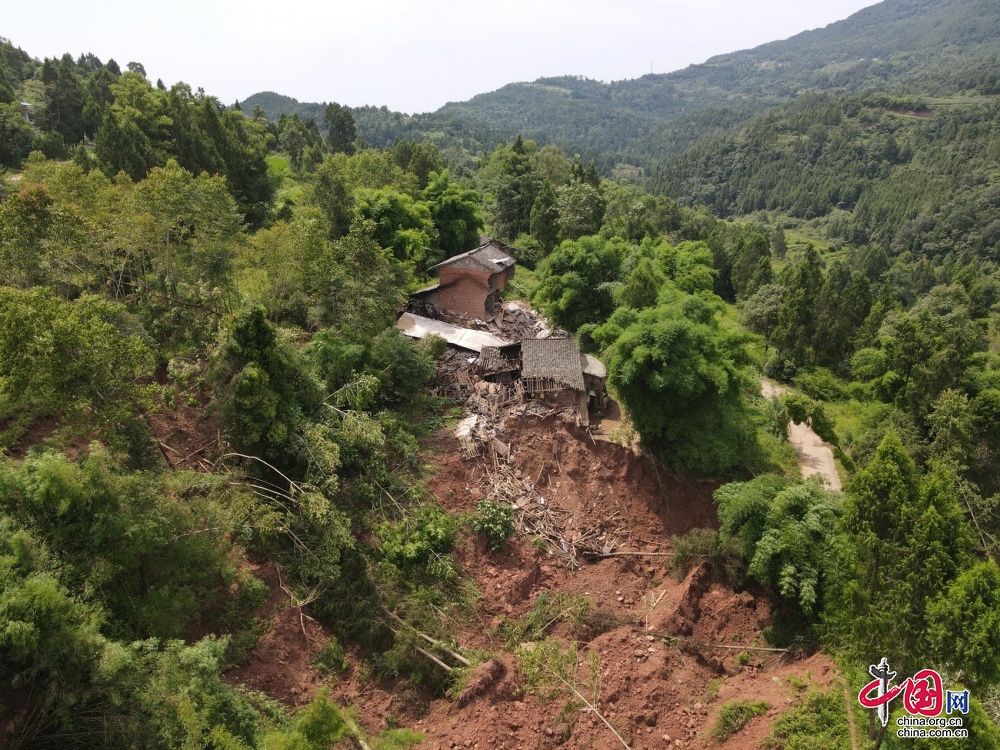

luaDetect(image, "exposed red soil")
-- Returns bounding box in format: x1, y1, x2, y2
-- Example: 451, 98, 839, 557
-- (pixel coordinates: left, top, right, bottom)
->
224, 562, 333, 708
4, 414, 61, 458
227, 414, 841, 749
146, 368, 221, 471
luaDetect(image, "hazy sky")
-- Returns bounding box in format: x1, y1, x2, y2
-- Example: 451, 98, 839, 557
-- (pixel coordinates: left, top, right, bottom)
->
5, 0, 879, 113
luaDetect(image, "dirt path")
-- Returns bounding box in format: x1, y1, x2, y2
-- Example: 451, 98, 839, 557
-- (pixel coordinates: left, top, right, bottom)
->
761, 379, 842, 491
843, 680, 861, 750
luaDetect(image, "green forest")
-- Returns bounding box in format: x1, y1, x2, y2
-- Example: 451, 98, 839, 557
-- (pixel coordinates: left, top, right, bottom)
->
3, 0, 1000, 745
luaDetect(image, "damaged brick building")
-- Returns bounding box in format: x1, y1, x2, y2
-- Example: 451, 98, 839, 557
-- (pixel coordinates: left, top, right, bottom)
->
410, 239, 516, 320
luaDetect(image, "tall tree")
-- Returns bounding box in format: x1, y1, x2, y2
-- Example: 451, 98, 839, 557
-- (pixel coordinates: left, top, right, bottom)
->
39, 56, 85, 144
323, 102, 356, 155
422, 170, 482, 258
556, 178, 605, 241
594, 287, 759, 474
532, 235, 622, 331
740, 283, 784, 349
773, 244, 823, 364
812, 263, 872, 366
837, 436, 977, 678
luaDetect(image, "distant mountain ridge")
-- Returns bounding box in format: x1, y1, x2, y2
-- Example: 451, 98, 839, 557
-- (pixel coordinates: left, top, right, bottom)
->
244, 0, 1000, 165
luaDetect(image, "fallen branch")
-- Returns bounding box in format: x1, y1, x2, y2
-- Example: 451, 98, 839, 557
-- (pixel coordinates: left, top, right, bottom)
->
343, 715, 373, 750
584, 551, 674, 559
179, 436, 219, 464
415, 645, 454, 673
691, 642, 789, 653
548, 667, 631, 750
386, 611, 471, 667
159, 440, 182, 456
276, 564, 319, 650
642, 629, 791, 654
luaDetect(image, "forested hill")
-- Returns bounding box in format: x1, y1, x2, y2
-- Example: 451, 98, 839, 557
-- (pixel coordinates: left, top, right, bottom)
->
239, 91, 327, 123
244, 0, 1000, 161
241, 91, 515, 170
652, 92, 1000, 255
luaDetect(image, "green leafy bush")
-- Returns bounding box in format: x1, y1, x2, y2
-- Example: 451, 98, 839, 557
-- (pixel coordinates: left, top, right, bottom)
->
792, 368, 850, 402
783, 394, 839, 446
716, 477, 846, 628
368, 328, 436, 406
670, 528, 743, 585
380, 505, 457, 575
262, 689, 348, 749
313, 637, 349, 675
0, 288, 155, 454
471, 500, 516, 550
711, 700, 770, 740
765, 691, 850, 749
0, 449, 253, 640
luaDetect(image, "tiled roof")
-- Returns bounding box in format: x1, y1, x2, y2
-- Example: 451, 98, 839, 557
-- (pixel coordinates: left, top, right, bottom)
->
430, 240, 517, 274
521, 338, 585, 391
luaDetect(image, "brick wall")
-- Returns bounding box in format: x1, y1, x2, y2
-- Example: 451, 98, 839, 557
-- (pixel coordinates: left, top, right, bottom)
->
437, 267, 493, 318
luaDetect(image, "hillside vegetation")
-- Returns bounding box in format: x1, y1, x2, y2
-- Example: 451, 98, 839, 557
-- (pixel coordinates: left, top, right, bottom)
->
3, 0, 1000, 745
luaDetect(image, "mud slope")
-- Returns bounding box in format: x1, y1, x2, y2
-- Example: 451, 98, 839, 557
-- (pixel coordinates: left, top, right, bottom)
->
228, 415, 842, 749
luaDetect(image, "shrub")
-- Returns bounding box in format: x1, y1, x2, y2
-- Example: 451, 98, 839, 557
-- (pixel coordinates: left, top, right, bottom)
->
0, 288, 156, 454
368, 328, 436, 406
497, 592, 590, 648
792, 368, 850, 402
471, 501, 516, 550
313, 636, 349, 675
670, 528, 743, 585
765, 690, 850, 750
380, 505, 457, 574
711, 700, 770, 740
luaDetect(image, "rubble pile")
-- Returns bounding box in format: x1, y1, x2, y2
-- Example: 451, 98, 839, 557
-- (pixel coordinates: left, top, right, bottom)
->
426, 299, 612, 565
428, 349, 478, 400
433, 301, 565, 343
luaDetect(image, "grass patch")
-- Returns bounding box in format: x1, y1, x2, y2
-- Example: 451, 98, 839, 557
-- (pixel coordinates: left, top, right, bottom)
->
757, 425, 800, 479
374, 728, 424, 750
505, 265, 539, 302
670, 528, 743, 586
711, 700, 771, 740
765, 690, 851, 750
496, 591, 590, 648
703, 677, 726, 703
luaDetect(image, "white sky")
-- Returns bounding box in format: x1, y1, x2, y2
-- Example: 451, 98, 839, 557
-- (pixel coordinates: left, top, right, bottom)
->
4, 0, 879, 114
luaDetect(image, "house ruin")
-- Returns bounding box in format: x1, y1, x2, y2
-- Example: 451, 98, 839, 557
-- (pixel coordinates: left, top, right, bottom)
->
470, 338, 604, 428
410, 239, 516, 320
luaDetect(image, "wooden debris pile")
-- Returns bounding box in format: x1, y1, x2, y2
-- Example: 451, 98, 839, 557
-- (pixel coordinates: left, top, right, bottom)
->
454, 414, 511, 464
461, 431, 618, 568
428, 349, 478, 399
435, 302, 548, 343
479, 461, 590, 568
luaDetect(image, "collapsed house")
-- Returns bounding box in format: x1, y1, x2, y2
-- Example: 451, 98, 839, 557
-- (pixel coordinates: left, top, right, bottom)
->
410, 239, 516, 320
520, 338, 607, 427
470, 338, 608, 427
398, 286, 608, 427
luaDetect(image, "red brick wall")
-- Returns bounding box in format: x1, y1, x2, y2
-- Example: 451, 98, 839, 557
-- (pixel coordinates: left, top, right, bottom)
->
437, 268, 492, 318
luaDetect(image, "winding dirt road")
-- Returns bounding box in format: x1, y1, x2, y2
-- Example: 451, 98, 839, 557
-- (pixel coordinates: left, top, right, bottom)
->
761, 379, 842, 491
